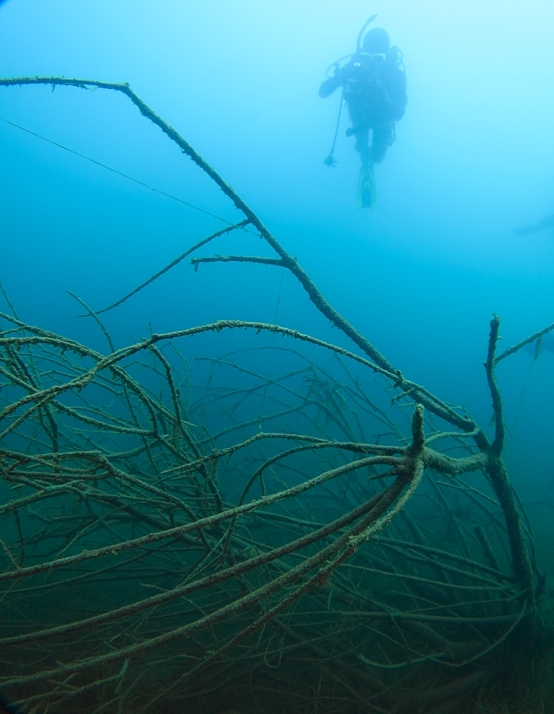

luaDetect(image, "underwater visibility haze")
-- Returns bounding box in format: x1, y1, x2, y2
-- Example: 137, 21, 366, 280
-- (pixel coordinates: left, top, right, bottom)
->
1, 1, 554, 712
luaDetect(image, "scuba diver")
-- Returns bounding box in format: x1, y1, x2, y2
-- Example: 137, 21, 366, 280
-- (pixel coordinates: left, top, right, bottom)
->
513, 213, 554, 236
319, 19, 407, 208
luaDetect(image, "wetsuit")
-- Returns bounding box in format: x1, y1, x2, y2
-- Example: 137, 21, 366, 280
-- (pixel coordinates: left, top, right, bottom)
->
319, 47, 407, 164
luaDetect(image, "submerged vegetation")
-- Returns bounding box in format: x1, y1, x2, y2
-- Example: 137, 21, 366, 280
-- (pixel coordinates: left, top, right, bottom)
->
1, 76, 554, 713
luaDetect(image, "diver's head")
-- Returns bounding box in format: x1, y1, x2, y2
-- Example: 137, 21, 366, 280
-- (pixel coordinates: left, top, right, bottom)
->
362, 27, 390, 54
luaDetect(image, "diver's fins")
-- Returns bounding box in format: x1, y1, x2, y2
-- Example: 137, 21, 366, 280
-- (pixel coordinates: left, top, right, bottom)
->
358, 160, 376, 209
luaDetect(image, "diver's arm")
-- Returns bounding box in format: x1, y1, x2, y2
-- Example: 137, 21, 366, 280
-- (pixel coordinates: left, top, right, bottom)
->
513, 213, 554, 236
319, 72, 343, 98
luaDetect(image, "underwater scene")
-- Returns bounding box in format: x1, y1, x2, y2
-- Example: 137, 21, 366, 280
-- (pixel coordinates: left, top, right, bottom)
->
1, 1, 554, 712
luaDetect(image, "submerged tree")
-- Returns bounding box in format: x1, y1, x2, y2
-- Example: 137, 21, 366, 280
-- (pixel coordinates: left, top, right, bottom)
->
0, 76, 553, 714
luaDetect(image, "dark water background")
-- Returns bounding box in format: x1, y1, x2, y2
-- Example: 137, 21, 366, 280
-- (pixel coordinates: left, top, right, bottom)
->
1, 1, 553, 559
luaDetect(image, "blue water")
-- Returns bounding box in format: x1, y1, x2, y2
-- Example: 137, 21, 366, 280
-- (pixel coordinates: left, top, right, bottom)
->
1, 0, 553, 514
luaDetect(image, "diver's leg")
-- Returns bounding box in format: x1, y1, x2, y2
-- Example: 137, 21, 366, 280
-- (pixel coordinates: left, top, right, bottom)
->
354, 127, 375, 208
353, 127, 371, 166
371, 125, 393, 164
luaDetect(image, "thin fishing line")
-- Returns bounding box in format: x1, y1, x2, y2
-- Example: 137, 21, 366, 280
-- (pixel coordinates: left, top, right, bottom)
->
258, 268, 286, 432
0, 115, 252, 231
